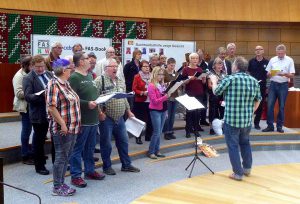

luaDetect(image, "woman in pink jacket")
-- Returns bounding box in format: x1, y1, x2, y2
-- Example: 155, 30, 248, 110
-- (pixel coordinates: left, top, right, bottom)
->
147, 66, 169, 159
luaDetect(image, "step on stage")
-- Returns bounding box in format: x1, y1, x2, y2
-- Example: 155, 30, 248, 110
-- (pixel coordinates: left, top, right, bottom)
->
132, 163, 300, 204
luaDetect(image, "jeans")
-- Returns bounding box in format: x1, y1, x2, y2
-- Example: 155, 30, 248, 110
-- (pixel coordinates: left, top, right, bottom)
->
52, 133, 76, 187
224, 123, 252, 176
99, 117, 131, 170
70, 125, 97, 178
32, 122, 48, 170
149, 110, 167, 154
20, 112, 35, 157
163, 100, 178, 134
267, 81, 288, 129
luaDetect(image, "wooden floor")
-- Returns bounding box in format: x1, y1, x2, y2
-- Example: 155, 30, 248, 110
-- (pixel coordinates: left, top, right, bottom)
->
132, 163, 300, 204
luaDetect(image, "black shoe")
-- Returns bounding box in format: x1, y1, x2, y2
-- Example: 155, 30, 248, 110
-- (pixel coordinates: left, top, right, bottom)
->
197, 127, 204, 132
164, 134, 172, 140
254, 125, 261, 130
186, 133, 191, 138
94, 157, 99, 162
104, 167, 116, 175
262, 126, 274, 132
145, 137, 151, 141
121, 165, 140, 173
277, 128, 284, 133
169, 133, 176, 139
94, 148, 101, 153
136, 137, 143, 144
200, 121, 210, 126
36, 168, 50, 175
209, 129, 215, 135
155, 152, 166, 158
22, 156, 35, 165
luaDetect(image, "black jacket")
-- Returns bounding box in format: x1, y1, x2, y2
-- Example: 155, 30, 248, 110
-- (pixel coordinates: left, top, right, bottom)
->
208, 59, 232, 75
123, 59, 139, 92
23, 70, 53, 123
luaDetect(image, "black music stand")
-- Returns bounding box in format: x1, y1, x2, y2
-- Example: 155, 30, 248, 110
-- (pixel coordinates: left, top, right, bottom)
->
185, 133, 215, 178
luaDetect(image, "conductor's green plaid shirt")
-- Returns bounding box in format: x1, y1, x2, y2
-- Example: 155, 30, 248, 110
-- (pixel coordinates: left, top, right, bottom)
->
214, 72, 261, 128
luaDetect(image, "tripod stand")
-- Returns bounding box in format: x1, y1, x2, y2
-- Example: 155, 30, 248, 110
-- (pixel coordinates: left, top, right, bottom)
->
185, 134, 215, 178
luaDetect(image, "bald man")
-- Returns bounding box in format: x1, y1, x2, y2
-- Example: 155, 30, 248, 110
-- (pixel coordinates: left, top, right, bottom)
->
248, 46, 269, 130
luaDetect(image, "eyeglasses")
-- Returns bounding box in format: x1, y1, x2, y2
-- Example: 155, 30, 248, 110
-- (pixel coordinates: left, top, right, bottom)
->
142, 66, 150, 68
81, 57, 89, 60
55, 47, 63, 49
255, 48, 263, 51
107, 51, 115, 54
106, 65, 118, 68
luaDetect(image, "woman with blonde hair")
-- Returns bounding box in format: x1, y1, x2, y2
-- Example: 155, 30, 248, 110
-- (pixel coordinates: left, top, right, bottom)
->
147, 66, 169, 159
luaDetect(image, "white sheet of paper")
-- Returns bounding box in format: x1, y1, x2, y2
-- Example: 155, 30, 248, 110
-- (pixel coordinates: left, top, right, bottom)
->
95, 93, 115, 104
175, 94, 205, 110
167, 81, 184, 95
34, 90, 45, 96
125, 117, 146, 138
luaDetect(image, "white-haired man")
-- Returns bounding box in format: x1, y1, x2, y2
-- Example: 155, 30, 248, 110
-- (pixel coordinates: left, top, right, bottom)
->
94, 47, 124, 81
45, 42, 62, 71
95, 58, 140, 176
262, 44, 295, 133
226, 43, 236, 64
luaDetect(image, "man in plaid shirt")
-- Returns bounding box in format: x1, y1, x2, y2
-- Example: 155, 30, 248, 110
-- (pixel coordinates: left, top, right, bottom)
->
95, 58, 140, 176
211, 56, 261, 181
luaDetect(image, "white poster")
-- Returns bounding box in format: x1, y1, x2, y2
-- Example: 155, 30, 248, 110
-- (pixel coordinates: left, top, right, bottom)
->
122, 39, 196, 70
31, 34, 111, 59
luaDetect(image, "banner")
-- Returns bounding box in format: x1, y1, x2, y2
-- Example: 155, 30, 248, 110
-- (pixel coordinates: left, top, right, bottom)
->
31, 34, 111, 59
122, 39, 196, 70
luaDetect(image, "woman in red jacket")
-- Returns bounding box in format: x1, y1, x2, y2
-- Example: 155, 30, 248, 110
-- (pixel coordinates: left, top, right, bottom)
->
132, 60, 153, 144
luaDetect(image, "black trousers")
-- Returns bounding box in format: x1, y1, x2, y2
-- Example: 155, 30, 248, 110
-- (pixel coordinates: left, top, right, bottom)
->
32, 122, 48, 170
208, 98, 224, 123
254, 85, 266, 126
185, 95, 204, 133
132, 101, 153, 140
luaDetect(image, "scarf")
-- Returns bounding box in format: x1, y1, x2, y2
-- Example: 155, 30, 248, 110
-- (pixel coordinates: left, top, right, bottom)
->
139, 71, 150, 86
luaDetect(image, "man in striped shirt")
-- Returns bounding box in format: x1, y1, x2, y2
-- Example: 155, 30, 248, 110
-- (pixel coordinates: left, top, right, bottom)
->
211, 56, 261, 181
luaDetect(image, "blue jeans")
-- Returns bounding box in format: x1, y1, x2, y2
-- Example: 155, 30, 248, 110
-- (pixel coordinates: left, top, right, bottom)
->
20, 112, 35, 157
70, 125, 97, 178
99, 117, 131, 170
267, 81, 288, 129
163, 101, 178, 134
224, 123, 252, 176
52, 133, 76, 187
149, 110, 167, 154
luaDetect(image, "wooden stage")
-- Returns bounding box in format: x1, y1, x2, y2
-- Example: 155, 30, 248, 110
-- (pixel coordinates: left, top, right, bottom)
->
132, 163, 300, 204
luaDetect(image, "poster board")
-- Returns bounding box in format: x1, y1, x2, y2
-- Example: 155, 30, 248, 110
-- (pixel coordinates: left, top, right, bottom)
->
122, 39, 196, 70
31, 34, 111, 59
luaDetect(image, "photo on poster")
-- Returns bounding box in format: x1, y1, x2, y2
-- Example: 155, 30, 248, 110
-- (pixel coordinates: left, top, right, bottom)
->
142, 47, 147, 54
159, 48, 164, 55
149, 48, 156, 53
126, 47, 131, 54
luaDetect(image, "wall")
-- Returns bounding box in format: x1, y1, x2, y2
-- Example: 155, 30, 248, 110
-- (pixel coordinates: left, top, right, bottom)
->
1, 0, 300, 22
150, 19, 300, 70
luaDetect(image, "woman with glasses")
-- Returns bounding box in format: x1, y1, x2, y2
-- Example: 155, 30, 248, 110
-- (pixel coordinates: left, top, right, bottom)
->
147, 66, 169, 159
132, 60, 153, 144
46, 59, 81, 196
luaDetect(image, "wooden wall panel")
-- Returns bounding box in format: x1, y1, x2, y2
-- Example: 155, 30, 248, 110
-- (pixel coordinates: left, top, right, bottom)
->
0, 64, 19, 113
1, 0, 300, 22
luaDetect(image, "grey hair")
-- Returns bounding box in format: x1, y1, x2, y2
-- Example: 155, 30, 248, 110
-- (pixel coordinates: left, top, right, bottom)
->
104, 58, 117, 71
276, 44, 286, 51
53, 67, 64, 77
149, 53, 159, 61
226, 43, 236, 50
212, 57, 223, 69
51, 42, 62, 51
233, 56, 248, 72
217, 47, 227, 54
189, 52, 199, 61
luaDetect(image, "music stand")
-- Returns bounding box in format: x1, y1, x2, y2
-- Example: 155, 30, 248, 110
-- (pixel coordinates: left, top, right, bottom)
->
175, 94, 215, 178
